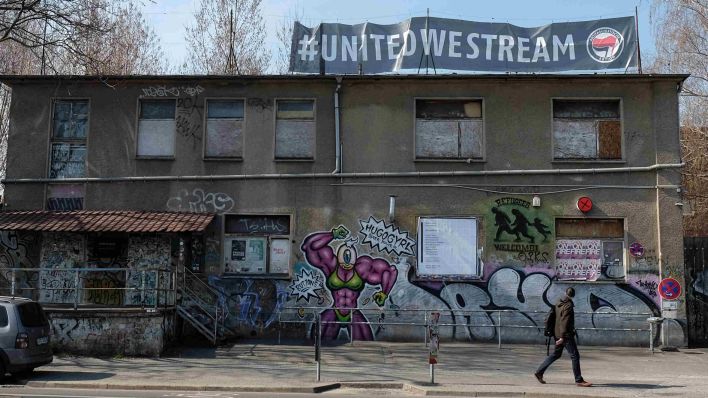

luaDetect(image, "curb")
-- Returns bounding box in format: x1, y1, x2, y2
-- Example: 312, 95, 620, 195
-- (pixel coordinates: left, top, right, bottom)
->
26, 381, 342, 394
26, 380, 624, 398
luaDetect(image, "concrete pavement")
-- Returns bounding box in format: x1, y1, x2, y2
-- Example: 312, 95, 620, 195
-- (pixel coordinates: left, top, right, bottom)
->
19, 341, 708, 397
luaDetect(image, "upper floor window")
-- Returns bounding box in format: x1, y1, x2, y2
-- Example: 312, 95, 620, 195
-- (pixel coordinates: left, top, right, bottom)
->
555, 218, 625, 281
137, 99, 176, 157
275, 99, 315, 159
205, 99, 244, 159
553, 99, 621, 160
49, 100, 88, 179
415, 99, 483, 160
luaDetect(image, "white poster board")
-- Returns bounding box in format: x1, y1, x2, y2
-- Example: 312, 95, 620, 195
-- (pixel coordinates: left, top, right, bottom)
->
417, 217, 478, 277
269, 238, 291, 274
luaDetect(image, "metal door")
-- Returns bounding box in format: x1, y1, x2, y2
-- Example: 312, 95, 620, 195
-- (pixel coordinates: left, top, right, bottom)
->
685, 237, 708, 347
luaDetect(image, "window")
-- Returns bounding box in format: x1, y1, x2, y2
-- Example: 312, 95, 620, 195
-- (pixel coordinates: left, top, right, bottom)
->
17, 302, 49, 327
553, 99, 621, 160
0, 307, 7, 327
223, 214, 292, 275
555, 218, 625, 281
275, 100, 315, 159
49, 100, 88, 179
205, 99, 244, 159
47, 184, 84, 211
417, 216, 479, 278
137, 99, 176, 157
415, 99, 483, 160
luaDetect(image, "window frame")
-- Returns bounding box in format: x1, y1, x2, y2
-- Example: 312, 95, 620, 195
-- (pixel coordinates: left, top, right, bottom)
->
202, 97, 246, 161
550, 97, 625, 163
553, 216, 627, 282
413, 97, 486, 163
47, 98, 90, 179
221, 213, 294, 278
135, 97, 177, 160
273, 98, 317, 162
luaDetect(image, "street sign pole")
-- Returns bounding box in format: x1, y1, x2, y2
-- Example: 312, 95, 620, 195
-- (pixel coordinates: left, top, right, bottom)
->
428, 311, 440, 385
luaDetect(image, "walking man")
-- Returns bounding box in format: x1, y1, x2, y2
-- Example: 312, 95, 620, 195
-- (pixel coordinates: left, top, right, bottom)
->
534, 287, 592, 387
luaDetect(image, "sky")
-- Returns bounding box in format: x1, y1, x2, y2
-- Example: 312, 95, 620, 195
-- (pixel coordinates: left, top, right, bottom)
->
142, 0, 658, 73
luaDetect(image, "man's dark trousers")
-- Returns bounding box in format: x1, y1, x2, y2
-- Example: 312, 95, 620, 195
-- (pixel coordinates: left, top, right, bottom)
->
535, 336, 582, 382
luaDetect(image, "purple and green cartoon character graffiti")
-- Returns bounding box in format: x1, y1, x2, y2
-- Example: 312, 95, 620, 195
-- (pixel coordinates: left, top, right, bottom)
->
301, 225, 398, 341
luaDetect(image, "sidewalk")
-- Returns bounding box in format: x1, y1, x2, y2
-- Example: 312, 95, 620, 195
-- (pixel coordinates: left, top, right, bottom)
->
24, 341, 708, 397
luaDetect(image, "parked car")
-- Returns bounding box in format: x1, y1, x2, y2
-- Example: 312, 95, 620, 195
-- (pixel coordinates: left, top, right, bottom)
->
0, 297, 52, 379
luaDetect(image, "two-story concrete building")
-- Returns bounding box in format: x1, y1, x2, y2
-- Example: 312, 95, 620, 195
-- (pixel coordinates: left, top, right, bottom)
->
0, 74, 689, 355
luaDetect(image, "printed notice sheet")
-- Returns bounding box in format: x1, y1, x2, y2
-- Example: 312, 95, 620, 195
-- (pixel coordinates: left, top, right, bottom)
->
417, 217, 478, 276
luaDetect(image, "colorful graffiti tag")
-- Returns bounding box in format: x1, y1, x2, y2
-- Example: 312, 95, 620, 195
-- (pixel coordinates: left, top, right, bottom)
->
301, 223, 399, 341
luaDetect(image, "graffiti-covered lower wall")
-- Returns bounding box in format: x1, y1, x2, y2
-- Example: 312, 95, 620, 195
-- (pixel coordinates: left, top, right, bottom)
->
207, 193, 686, 347
48, 310, 175, 356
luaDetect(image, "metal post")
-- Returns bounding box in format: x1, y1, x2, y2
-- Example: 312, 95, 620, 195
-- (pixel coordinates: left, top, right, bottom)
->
10, 269, 16, 296
214, 303, 219, 344
424, 311, 428, 347
316, 314, 321, 382
278, 311, 281, 345
430, 363, 435, 384
154, 271, 159, 309
497, 311, 502, 350
74, 269, 80, 310
141, 270, 146, 309
350, 308, 354, 345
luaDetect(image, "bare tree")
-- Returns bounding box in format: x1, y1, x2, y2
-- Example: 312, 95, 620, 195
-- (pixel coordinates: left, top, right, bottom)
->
184, 0, 270, 75
65, 1, 169, 75
0, 0, 111, 62
651, 0, 708, 236
274, 5, 304, 74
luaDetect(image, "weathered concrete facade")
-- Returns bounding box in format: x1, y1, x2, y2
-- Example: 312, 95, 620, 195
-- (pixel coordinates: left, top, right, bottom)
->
1, 74, 687, 349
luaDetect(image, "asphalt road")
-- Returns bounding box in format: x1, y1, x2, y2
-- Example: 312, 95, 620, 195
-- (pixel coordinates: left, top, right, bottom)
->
0, 386, 427, 398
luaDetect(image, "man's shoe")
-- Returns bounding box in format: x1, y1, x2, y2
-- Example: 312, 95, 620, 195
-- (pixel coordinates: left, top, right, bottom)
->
576, 380, 592, 387
534, 372, 546, 384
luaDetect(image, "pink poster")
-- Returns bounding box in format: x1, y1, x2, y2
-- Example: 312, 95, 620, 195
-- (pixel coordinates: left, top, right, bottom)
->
555, 239, 601, 281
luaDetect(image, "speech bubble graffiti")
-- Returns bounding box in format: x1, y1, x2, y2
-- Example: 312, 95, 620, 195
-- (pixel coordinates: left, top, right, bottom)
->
359, 216, 416, 256
288, 268, 325, 303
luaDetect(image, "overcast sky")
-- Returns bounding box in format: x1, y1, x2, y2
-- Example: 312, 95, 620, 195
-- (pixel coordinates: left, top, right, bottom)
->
142, 0, 657, 73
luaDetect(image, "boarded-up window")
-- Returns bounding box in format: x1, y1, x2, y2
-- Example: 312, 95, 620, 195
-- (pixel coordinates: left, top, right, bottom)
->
205, 100, 244, 158
275, 100, 315, 159
555, 218, 625, 281
553, 100, 621, 160
49, 100, 88, 182
137, 99, 176, 157
415, 99, 483, 159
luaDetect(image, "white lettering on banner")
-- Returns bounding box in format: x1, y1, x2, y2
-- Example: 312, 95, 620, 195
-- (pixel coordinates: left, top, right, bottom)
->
298, 30, 580, 64
556, 239, 601, 281
359, 216, 416, 256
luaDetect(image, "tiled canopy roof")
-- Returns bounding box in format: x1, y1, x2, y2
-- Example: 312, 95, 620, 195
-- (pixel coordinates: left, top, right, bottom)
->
0, 210, 214, 232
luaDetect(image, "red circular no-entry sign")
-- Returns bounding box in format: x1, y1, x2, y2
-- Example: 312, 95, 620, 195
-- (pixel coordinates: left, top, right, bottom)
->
577, 196, 593, 213
658, 278, 682, 301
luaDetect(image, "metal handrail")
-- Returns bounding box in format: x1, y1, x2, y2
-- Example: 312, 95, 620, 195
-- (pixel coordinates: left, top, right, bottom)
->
0, 267, 175, 309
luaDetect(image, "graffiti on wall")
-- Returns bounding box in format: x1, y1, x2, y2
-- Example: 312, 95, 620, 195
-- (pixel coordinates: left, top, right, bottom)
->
208, 276, 289, 332
50, 315, 165, 356
300, 222, 399, 341
125, 236, 171, 306
207, 208, 681, 346
40, 233, 85, 304
489, 198, 553, 268
166, 188, 235, 214
141, 85, 204, 97
82, 272, 123, 306
0, 231, 40, 298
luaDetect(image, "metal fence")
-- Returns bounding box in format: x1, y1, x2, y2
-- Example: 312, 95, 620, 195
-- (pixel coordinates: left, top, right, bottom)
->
0, 267, 175, 309
276, 306, 660, 382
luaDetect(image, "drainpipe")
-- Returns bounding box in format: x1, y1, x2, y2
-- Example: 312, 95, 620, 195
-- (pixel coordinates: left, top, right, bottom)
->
332, 76, 342, 174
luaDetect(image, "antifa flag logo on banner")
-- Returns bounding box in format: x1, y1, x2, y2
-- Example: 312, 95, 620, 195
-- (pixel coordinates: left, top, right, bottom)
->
289, 16, 638, 74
